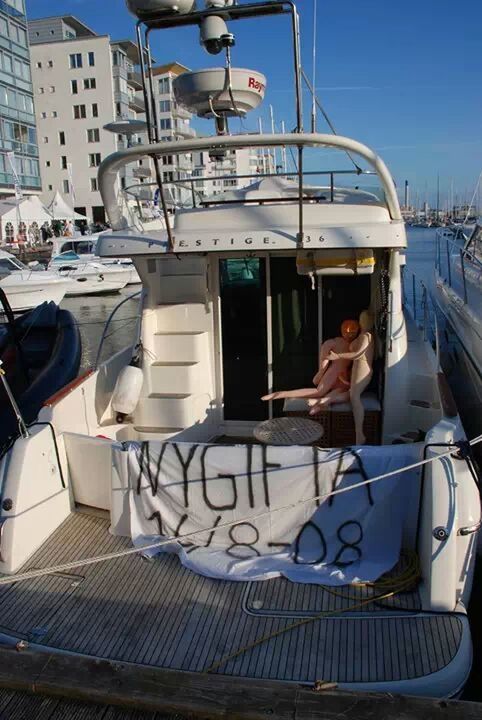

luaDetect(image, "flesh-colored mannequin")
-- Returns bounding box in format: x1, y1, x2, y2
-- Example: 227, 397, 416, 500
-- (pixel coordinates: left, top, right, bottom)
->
261, 320, 359, 403
313, 310, 375, 445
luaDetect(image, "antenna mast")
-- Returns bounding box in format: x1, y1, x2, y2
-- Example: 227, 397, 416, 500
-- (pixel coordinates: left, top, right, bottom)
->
311, 0, 317, 132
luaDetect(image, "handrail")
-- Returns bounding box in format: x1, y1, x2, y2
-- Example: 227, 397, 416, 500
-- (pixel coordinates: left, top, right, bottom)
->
435, 229, 482, 270
94, 290, 142, 370
121, 169, 380, 211
99, 133, 403, 232
401, 268, 438, 358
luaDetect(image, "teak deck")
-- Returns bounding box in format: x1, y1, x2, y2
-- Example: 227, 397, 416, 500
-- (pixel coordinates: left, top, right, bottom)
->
0, 512, 461, 686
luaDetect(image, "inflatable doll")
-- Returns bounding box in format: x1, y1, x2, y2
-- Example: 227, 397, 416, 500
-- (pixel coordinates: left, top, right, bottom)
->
310, 309, 375, 445
261, 319, 360, 403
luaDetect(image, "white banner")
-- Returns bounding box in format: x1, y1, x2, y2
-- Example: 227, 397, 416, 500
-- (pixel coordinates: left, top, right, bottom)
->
6, 151, 23, 201
113, 441, 421, 586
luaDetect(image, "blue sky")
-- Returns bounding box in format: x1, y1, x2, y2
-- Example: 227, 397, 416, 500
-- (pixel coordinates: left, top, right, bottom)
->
26, 0, 482, 207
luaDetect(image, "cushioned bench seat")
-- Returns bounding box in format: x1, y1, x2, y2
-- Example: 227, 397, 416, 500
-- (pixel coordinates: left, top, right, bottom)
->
283, 392, 381, 446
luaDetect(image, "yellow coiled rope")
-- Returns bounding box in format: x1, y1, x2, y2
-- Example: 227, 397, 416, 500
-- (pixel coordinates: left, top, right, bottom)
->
204, 550, 421, 674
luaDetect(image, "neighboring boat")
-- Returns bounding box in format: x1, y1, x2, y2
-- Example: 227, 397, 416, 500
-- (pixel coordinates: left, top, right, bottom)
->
0, 0, 480, 705
434, 223, 482, 459
48, 252, 130, 296
0, 293, 81, 447
0, 249, 72, 312
51, 236, 142, 285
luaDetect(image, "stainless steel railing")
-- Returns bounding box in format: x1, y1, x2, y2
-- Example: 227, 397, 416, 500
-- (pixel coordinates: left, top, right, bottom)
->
435, 229, 482, 306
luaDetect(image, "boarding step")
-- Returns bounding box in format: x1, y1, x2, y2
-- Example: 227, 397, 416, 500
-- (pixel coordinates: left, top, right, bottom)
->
134, 425, 216, 443
153, 331, 207, 362
155, 303, 210, 332
135, 393, 208, 427
158, 275, 206, 304
134, 426, 184, 442
149, 361, 200, 394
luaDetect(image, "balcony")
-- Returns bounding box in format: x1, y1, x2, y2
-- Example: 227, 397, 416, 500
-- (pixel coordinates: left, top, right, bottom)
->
127, 71, 144, 90
172, 102, 191, 120
175, 124, 196, 139
128, 95, 146, 113
133, 166, 152, 179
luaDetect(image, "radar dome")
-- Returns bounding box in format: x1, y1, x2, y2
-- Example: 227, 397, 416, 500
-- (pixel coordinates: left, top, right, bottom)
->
126, 0, 196, 19
173, 68, 266, 118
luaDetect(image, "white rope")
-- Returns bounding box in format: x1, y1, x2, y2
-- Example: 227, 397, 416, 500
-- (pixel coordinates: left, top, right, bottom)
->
0, 434, 480, 587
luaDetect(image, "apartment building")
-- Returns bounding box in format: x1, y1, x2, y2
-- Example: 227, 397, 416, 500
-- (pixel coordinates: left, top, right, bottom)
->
191, 145, 276, 197
28, 15, 147, 224
150, 62, 197, 205
0, 0, 41, 199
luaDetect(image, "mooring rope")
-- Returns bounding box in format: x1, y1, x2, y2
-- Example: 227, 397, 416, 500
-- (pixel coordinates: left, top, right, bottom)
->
0, 434, 480, 587
204, 551, 422, 674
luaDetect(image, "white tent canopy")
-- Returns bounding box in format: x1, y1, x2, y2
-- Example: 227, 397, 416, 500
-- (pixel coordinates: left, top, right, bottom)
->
0, 195, 53, 243
47, 191, 88, 221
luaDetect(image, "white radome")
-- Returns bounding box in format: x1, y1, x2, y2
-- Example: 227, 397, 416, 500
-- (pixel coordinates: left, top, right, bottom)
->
173, 68, 267, 117
125, 0, 196, 18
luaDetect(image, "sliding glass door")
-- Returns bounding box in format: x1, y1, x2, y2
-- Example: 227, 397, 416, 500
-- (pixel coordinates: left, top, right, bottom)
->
219, 258, 268, 420
219, 256, 319, 422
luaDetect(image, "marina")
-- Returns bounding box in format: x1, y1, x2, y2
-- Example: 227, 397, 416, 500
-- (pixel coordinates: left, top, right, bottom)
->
0, 0, 481, 716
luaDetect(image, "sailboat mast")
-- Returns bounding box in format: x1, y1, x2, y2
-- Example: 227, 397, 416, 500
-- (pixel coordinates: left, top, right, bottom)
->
436, 174, 440, 221
311, 0, 317, 132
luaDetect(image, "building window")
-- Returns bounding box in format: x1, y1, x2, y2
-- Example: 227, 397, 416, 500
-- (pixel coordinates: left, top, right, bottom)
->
71, 79, 78, 94
48, 60, 53, 68
61, 156, 67, 169
87, 128, 100, 143
38, 87, 44, 94
45, 161, 50, 167
160, 118, 171, 130
92, 103, 98, 118
89, 153, 101, 167
158, 77, 170, 94
90, 178, 98, 192
88, 52, 95, 67
10, 24, 26, 47
84, 77, 96, 90
159, 100, 171, 112
52, 111, 57, 118
41, 112, 47, 119
36, 61, 42, 69
63, 179, 70, 194
48, 184, 53, 191
43, 136, 48, 143
49, 86, 55, 93
69, 53, 82, 69
59, 131, 66, 145
73, 104, 86, 119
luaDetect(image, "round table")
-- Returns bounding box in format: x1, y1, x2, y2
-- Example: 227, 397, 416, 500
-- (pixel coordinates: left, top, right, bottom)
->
253, 416, 324, 446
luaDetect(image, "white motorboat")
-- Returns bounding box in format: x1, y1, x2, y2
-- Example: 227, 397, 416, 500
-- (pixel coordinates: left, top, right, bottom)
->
51, 235, 141, 285
434, 223, 482, 458
0, 1, 480, 707
48, 252, 130, 296
0, 249, 73, 312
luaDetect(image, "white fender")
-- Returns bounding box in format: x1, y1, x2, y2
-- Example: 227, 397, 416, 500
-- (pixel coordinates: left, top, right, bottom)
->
112, 364, 143, 418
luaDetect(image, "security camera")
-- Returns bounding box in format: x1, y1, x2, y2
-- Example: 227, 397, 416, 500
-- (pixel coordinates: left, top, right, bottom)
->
200, 15, 234, 54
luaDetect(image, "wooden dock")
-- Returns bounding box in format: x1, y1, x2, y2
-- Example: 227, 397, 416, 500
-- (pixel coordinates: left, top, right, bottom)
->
0, 644, 481, 719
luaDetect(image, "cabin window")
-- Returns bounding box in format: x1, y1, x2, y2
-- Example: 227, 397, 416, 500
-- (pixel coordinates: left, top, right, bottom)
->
0, 259, 14, 273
